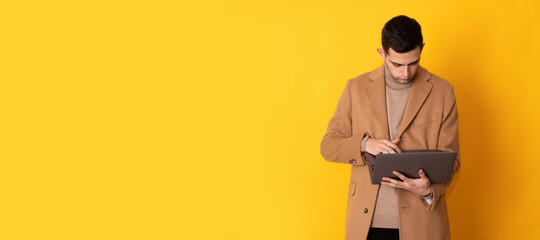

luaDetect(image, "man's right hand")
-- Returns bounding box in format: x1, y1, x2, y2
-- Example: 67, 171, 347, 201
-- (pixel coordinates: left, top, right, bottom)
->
365, 138, 401, 155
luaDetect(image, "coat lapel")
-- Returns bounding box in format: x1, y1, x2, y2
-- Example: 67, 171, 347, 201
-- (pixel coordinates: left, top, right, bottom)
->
397, 66, 432, 138
367, 65, 390, 139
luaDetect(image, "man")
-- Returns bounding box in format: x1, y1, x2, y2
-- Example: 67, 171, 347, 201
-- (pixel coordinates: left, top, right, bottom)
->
320, 15, 460, 240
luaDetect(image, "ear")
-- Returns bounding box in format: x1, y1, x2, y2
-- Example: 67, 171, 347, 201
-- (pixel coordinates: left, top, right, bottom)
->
377, 48, 386, 61
421, 43, 426, 51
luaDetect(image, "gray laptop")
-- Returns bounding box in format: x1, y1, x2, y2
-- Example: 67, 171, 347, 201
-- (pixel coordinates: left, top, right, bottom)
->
365, 150, 457, 184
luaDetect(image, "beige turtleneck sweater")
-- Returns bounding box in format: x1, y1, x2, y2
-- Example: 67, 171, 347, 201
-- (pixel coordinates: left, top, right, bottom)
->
361, 66, 412, 229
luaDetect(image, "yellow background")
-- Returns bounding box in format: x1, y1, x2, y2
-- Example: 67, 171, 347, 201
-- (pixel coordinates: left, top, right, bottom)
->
1, 0, 539, 239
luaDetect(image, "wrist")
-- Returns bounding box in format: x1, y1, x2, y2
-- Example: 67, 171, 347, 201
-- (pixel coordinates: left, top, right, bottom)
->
420, 188, 432, 198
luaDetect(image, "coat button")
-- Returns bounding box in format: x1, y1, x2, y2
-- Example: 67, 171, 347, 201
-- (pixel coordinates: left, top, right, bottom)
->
349, 159, 357, 164
363, 208, 368, 213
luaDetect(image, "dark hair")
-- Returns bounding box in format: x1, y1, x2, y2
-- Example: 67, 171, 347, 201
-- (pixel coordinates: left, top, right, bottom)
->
381, 15, 423, 53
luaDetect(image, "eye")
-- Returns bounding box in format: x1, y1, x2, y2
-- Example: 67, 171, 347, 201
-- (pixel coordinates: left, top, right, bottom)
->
393, 63, 401, 67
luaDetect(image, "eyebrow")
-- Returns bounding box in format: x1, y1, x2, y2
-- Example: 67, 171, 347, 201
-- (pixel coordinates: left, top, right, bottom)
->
389, 59, 420, 66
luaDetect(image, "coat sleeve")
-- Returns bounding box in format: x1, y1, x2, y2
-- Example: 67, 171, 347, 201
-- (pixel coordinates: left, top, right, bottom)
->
421, 85, 461, 210
320, 79, 367, 166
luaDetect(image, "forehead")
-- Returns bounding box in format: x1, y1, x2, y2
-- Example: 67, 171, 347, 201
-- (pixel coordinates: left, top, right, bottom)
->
386, 47, 422, 64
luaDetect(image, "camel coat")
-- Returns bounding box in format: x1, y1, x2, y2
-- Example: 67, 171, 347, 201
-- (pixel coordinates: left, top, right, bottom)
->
320, 65, 460, 240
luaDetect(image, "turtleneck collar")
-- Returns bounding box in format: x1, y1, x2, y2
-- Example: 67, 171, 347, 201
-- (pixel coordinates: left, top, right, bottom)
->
384, 65, 412, 90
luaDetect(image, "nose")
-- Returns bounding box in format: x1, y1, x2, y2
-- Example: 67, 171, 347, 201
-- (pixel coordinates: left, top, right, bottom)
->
401, 66, 410, 79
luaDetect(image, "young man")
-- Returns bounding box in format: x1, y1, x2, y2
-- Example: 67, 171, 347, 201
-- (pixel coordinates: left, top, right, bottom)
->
320, 15, 460, 240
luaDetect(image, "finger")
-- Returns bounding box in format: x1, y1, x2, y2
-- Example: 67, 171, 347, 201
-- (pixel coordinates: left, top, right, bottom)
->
366, 144, 382, 155
392, 138, 400, 144
383, 140, 401, 153
375, 147, 387, 154
393, 171, 409, 182
419, 169, 429, 180
381, 178, 404, 188
373, 146, 386, 154
381, 181, 396, 187
367, 148, 379, 155
382, 176, 403, 185
380, 181, 392, 187
378, 143, 395, 154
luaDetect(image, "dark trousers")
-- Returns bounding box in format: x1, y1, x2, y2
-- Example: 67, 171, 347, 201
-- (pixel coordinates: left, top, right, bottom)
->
366, 227, 399, 240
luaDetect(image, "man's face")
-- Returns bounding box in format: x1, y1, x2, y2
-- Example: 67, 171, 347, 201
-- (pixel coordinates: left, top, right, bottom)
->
377, 46, 423, 84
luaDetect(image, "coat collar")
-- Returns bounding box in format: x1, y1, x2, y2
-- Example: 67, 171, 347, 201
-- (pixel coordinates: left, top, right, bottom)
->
367, 64, 432, 140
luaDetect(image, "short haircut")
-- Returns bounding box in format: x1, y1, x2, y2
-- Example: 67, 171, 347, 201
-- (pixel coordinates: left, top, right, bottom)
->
381, 15, 423, 53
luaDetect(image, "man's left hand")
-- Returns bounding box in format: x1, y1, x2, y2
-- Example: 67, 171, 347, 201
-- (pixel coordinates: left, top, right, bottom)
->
381, 169, 432, 197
